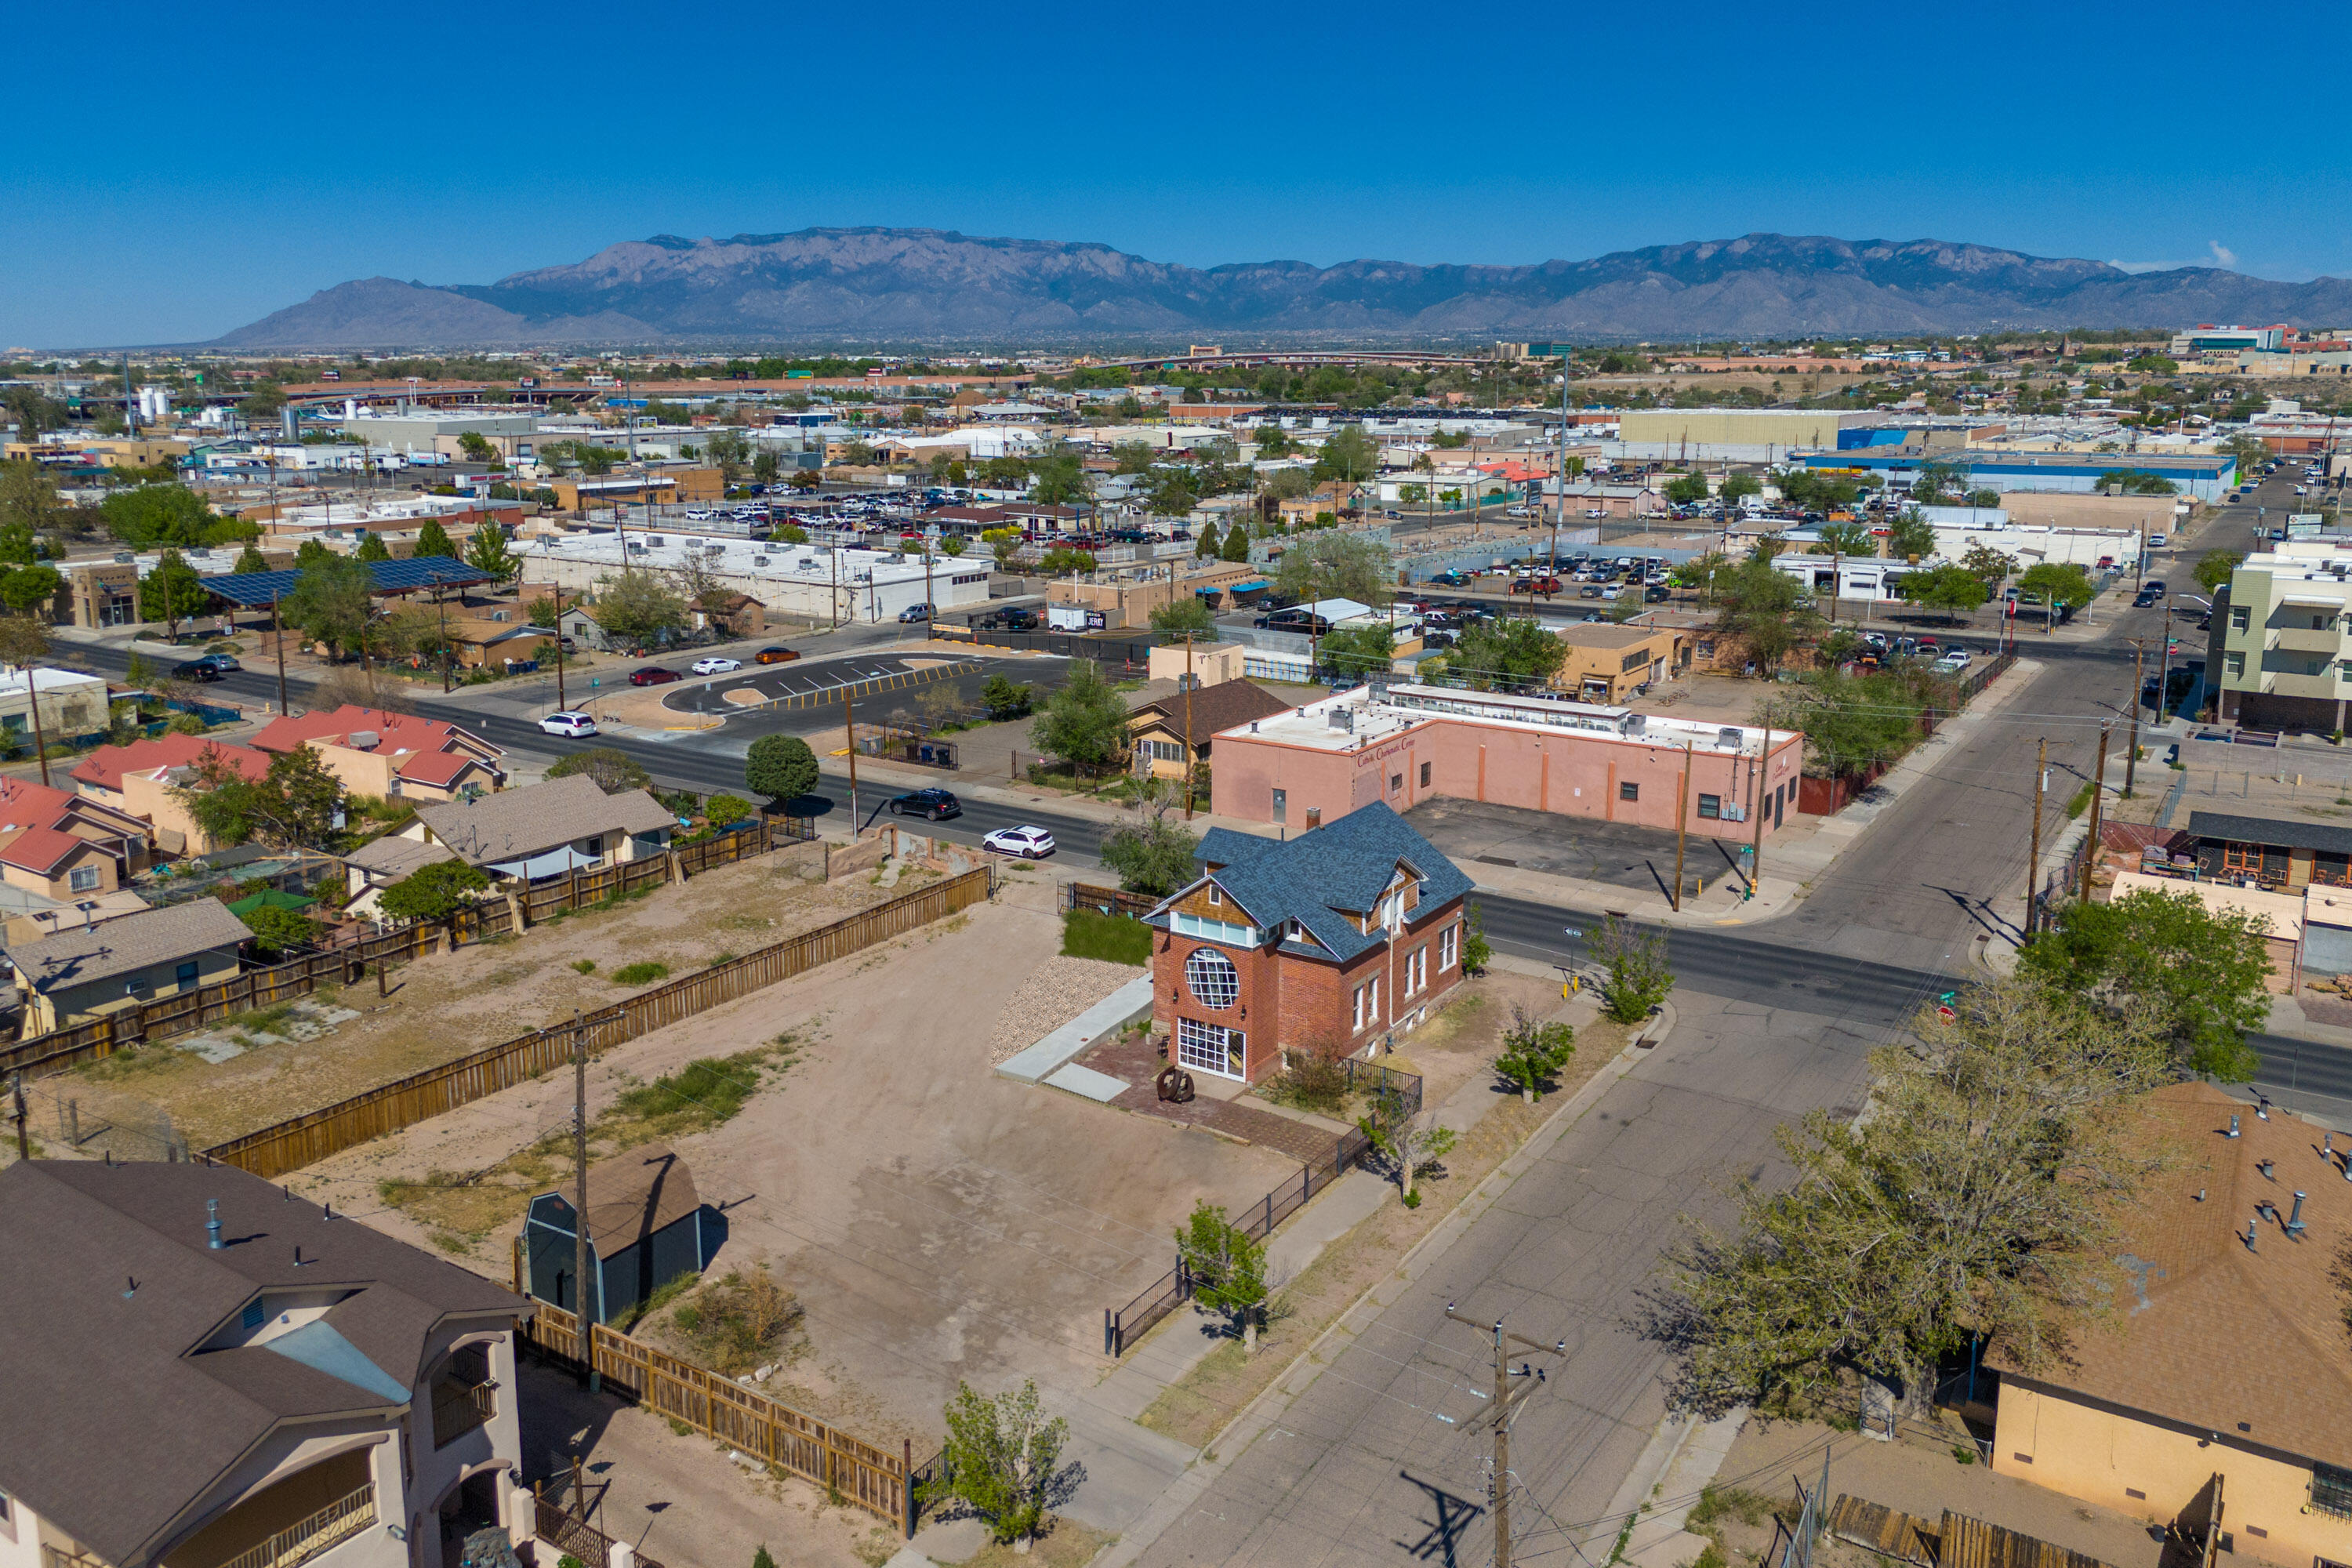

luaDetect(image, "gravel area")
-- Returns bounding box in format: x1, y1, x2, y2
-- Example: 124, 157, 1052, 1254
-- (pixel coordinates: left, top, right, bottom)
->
985, 955, 1142, 1063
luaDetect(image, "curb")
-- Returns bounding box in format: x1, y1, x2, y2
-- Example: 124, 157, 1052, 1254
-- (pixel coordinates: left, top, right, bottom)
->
1087, 1006, 1677, 1568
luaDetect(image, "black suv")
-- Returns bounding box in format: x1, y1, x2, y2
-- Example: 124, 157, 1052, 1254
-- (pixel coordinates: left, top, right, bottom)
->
887, 788, 961, 820
171, 660, 224, 682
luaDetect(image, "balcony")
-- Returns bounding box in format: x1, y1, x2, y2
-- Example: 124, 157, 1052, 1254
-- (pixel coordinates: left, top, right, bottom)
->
432, 1377, 497, 1447
211, 1485, 375, 1568
2273, 624, 2347, 655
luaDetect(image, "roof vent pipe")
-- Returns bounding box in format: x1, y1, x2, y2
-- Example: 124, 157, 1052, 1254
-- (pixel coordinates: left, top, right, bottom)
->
2245, 1218, 2259, 1251
2288, 1192, 2308, 1236
2328, 1131, 2336, 1160
205, 1199, 223, 1250
2229, 1114, 2241, 1138
2259, 1098, 2272, 1120
2259, 1159, 2275, 1179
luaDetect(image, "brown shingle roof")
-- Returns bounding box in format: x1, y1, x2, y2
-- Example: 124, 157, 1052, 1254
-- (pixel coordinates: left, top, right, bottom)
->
8, 898, 252, 995
412, 772, 673, 866
1131, 680, 1294, 747
1991, 1082, 2352, 1466
537, 1143, 704, 1253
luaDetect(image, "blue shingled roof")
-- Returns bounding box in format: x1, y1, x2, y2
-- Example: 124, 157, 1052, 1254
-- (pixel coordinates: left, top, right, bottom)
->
1174, 804, 1473, 963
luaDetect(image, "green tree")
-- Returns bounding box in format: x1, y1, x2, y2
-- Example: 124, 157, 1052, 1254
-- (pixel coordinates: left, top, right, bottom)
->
353, 532, 391, 564
1032, 658, 1129, 776
1274, 531, 1391, 607
744, 734, 819, 804
1883, 510, 1936, 561
1358, 1087, 1457, 1203
238, 902, 320, 959
412, 518, 458, 560
920, 1380, 1069, 1550
101, 485, 239, 549
1493, 1005, 1576, 1104
1450, 615, 1566, 691
463, 521, 519, 584
456, 431, 497, 463
2193, 550, 2245, 595
1713, 558, 1819, 674
546, 747, 654, 795
1585, 914, 1675, 1025
0, 564, 60, 616
1809, 519, 1875, 557
282, 554, 376, 659
1664, 471, 1711, 505
751, 448, 782, 487
705, 430, 752, 485
2015, 561, 2094, 611
1720, 472, 1762, 503
376, 858, 493, 928
1174, 1200, 1271, 1350
1193, 521, 1220, 559
1655, 975, 2169, 1417
1219, 519, 1251, 563
1958, 543, 2014, 586
1896, 562, 1990, 619
1310, 424, 1377, 484
234, 543, 270, 574
1317, 622, 1395, 680
1099, 813, 1200, 897
1149, 597, 1216, 637
702, 793, 754, 827
1029, 445, 1088, 506
0, 460, 60, 545
1036, 546, 1097, 577
2018, 887, 2270, 1080
979, 673, 1034, 720
139, 548, 212, 641
593, 568, 687, 649
1461, 902, 1490, 972
176, 745, 348, 851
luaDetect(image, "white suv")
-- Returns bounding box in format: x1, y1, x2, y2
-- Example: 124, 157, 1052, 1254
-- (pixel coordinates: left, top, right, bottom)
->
539, 710, 597, 738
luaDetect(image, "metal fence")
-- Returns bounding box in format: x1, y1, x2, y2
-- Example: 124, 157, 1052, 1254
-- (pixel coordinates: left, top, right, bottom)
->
0, 818, 818, 1081
201, 862, 996, 1178
532, 1491, 666, 1568
1105, 1061, 1423, 1356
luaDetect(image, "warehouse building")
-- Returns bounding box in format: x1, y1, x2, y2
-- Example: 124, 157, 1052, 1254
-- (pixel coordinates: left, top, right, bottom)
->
1615, 408, 1879, 463
517, 531, 989, 623
1791, 448, 2237, 501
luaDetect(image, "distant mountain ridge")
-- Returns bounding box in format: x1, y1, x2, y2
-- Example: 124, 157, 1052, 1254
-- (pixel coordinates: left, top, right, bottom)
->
210, 227, 2352, 347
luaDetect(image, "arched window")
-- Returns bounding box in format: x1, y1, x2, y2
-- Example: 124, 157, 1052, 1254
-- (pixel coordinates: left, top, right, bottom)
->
1185, 947, 1240, 1010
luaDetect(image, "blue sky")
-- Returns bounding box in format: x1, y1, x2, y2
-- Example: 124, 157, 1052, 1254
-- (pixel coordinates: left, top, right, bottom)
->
10, 0, 2348, 347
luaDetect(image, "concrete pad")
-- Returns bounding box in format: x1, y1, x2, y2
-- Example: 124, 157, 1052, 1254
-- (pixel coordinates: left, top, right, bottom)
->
1054, 1386, 1205, 1534
1043, 1062, 1131, 1102
904, 1515, 989, 1563
994, 975, 1155, 1083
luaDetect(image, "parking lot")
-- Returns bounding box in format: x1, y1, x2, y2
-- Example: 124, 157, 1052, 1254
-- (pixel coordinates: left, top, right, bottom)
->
1403, 797, 1757, 896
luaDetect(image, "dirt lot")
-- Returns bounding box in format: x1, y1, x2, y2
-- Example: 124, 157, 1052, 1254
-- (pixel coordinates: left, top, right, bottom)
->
58, 841, 876, 1149
289, 873, 1298, 1456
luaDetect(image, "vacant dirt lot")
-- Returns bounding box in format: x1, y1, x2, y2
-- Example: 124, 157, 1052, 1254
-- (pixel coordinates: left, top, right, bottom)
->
289, 874, 1296, 1455
59, 842, 890, 1149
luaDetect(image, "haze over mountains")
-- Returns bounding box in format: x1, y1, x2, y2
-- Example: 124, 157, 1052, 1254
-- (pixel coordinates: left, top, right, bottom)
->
209, 227, 2352, 349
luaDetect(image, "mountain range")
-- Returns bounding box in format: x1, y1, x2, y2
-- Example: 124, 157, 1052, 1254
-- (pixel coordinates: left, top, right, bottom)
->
209, 228, 2352, 348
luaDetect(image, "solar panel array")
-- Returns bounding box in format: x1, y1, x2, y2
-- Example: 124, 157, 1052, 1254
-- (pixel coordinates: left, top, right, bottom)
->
199, 557, 495, 607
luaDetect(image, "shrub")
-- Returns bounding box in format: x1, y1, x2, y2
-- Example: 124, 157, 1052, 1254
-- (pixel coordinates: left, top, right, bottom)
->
1261, 1052, 1351, 1115
571, 959, 596, 974
1061, 909, 1152, 966
611, 960, 671, 986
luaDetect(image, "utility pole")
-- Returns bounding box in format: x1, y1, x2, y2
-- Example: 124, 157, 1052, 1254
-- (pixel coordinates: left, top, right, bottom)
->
572, 1008, 598, 1393
551, 583, 566, 710
11, 1072, 26, 1161
2081, 724, 2111, 902
1747, 725, 1772, 899
1445, 1305, 1565, 1568
2126, 640, 2146, 799
2028, 737, 2047, 935
1671, 740, 1691, 911
270, 593, 289, 716
844, 689, 862, 833
2153, 600, 2174, 734
437, 593, 452, 694
1182, 631, 1197, 820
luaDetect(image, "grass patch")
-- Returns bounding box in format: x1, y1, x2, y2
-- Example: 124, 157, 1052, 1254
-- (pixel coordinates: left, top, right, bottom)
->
611, 960, 670, 986
220, 1003, 299, 1037
612, 1048, 771, 1135
1061, 909, 1152, 966
571, 959, 596, 975
615, 1268, 702, 1334
1687, 1486, 1780, 1534
666, 1265, 804, 1375
2065, 780, 2094, 819
73, 1043, 195, 1083
956, 1519, 1110, 1568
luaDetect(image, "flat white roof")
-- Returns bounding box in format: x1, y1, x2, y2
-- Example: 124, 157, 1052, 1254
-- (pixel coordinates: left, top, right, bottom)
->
1222, 683, 1777, 757
521, 531, 955, 586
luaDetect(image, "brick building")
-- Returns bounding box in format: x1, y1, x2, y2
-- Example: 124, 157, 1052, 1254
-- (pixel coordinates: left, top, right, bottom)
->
1143, 804, 1474, 1085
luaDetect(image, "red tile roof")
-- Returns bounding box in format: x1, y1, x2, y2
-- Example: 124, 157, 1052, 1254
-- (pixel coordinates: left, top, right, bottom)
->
250, 706, 503, 762
71, 734, 270, 794
0, 826, 95, 876
395, 750, 476, 787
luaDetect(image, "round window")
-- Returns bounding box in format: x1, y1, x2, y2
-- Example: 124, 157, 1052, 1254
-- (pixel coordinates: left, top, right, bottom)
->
1185, 948, 1240, 1010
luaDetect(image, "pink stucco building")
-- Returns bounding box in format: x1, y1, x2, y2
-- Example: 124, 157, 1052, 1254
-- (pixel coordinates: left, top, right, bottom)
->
1206, 684, 1806, 840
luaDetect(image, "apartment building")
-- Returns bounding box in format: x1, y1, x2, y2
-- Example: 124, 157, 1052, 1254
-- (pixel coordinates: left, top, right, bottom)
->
2209, 546, 2352, 731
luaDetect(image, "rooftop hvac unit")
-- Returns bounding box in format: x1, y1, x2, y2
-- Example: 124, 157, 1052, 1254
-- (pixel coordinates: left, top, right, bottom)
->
1719, 726, 1743, 748
347, 730, 379, 750
1622, 714, 1647, 736
1327, 709, 1355, 732
646, 535, 666, 546
703, 544, 725, 556
753, 556, 771, 568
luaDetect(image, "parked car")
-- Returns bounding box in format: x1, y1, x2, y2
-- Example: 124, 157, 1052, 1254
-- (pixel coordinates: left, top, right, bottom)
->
691, 656, 742, 675
195, 652, 241, 673
539, 710, 598, 738
1645, 585, 1672, 602
170, 660, 223, 682
754, 646, 800, 664
898, 603, 932, 623
630, 666, 682, 686
982, 825, 1056, 858
887, 788, 961, 821
1509, 576, 1563, 595
1429, 569, 1472, 586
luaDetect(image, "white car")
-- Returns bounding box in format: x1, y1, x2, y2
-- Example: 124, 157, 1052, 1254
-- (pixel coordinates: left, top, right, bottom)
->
691, 657, 742, 675
982, 825, 1057, 858
540, 710, 598, 738
1936, 650, 1973, 670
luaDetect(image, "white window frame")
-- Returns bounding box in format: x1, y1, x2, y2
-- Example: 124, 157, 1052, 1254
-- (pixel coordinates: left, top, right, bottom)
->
1176, 1017, 1246, 1080
1353, 983, 1366, 1030
67, 866, 100, 892
1354, 976, 1380, 1031
1441, 923, 1458, 971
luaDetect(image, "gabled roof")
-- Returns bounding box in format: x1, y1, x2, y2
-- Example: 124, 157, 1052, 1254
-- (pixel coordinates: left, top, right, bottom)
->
1131, 680, 1294, 746
0, 1160, 528, 1566
1990, 1082, 2352, 1469
1174, 803, 1474, 964
9, 898, 252, 994
412, 773, 672, 867
532, 1143, 703, 1254
0, 825, 100, 876
73, 733, 270, 794
0, 774, 151, 840
395, 750, 483, 787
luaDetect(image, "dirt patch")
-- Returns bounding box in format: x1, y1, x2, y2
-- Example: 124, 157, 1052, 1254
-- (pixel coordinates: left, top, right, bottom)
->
60, 850, 889, 1149
1134, 1006, 1627, 1450
985, 956, 1142, 1064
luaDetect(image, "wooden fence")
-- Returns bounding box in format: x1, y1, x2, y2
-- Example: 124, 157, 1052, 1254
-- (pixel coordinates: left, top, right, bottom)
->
201, 863, 996, 1178
521, 1297, 927, 1537
0, 818, 818, 1082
